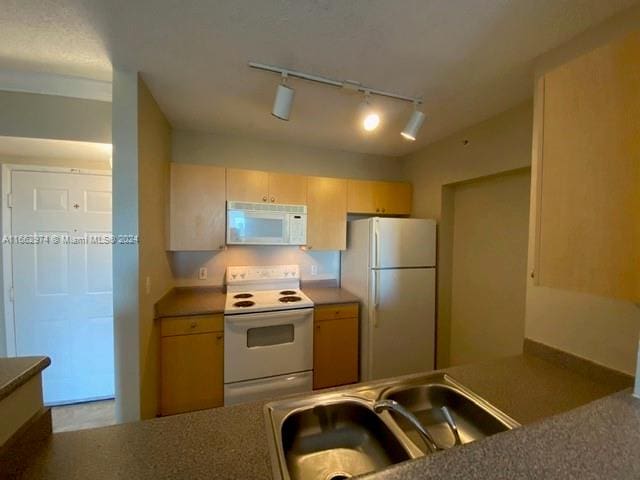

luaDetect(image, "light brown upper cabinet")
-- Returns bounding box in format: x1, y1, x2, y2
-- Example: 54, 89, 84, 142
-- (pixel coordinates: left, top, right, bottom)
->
226, 169, 307, 204
168, 163, 226, 251
347, 179, 412, 215
533, 32, 640, 302
268, 172, 307, 204
306, 176, 347, 250
226, 168, 269, 203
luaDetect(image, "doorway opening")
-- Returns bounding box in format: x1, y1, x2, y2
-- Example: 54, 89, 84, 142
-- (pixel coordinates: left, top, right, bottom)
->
1, 138, 115, 431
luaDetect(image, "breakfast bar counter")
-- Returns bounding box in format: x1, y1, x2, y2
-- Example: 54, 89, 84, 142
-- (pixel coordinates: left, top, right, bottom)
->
3, 353, 636, 479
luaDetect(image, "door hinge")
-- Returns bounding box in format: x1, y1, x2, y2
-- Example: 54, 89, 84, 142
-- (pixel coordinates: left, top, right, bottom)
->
9, 286, 14, 302
6, 193, 13, 208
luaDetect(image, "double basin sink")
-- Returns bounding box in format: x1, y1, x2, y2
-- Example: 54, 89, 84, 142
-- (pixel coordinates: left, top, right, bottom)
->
264, 373, 519, 480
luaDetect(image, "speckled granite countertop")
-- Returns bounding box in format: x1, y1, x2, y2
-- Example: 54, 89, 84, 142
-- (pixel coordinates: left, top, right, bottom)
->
0, 356, 50, 401
302, 286, 360, 305
154, 286, 226, 317
4, 353, 633, 479
154, 285, 359, 318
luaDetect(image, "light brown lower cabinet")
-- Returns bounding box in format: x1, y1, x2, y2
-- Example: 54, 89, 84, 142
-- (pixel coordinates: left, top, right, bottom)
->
159, 315, 224, 416
313, 304, 359, 390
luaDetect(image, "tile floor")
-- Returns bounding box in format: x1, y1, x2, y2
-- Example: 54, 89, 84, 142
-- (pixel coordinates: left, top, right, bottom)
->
51, 399, 116, 433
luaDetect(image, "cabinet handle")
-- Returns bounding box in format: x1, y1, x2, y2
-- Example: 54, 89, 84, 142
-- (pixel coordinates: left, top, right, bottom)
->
307, 245, 312, 250
262, 195, 267, 202
189, 321, 197, 329
376, 208, 380, 213
270, 197, 275, 203
216, 334, 223, 340
381, 208, 386, 213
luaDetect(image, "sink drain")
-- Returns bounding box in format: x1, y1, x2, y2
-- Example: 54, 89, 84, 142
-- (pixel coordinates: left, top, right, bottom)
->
326, 473, 352, 480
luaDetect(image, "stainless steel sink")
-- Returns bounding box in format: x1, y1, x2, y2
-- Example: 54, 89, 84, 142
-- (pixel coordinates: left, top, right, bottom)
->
265, 373, 519, 480
280, 401, 411, 480
380, 379, 519, 454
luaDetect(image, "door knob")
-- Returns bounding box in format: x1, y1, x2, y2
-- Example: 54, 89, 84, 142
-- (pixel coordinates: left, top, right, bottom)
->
270, 197, 275, 202
262, 195, 267, 202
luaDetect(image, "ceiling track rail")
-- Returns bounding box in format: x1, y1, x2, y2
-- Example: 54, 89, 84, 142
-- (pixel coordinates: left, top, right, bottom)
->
248, 62, 421, 105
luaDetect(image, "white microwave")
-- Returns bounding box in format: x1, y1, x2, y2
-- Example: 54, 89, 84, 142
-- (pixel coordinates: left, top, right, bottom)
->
226, 201, 307, 246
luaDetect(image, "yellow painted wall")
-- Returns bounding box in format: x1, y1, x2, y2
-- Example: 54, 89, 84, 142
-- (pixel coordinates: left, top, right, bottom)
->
137, 77, 174, 419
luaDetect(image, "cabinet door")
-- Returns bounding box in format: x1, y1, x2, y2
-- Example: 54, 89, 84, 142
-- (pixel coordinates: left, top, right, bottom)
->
535, 32, 640, 301
313, 313, 359, 389
160, 331, 224, 416
347, 179, 378, 213
226, 168, 269, 203
377, 182, 412, 215
268, 172, 307, 204
306, 176, 347, 250
168, 163, 226, 251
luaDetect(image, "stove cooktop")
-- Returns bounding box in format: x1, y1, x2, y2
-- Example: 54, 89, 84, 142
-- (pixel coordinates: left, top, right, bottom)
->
224, 289, 314, 314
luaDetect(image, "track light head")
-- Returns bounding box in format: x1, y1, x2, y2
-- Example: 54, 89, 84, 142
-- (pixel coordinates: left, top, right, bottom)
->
360, 92, 381, 132
272, 74, 295, 121
401, 104, 425, 141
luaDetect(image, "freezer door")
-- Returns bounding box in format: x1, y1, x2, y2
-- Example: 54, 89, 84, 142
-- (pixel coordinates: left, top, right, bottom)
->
372, 218, 436, 268
368, 267, 435, 380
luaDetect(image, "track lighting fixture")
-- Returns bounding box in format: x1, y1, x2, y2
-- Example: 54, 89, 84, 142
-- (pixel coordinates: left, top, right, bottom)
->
401, 103, 426, 141
251, 62, 425, 139
272, 73, 295, 121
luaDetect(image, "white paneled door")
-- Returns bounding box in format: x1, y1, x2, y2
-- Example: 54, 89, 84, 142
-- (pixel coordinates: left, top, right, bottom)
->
11, 170, 113, 405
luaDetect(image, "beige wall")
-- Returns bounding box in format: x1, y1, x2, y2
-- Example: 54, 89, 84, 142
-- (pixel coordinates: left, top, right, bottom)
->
171, 247, 339, 287
524, 11, 640, 376
402, 102, 533, 367
113, 73, 175, 421
173, 130, 404, 181
449, 169, 530, 366
137, 78, 174, 419
0, 90, 111, 144
403, 102, 533, 220
112, 70, 141, 423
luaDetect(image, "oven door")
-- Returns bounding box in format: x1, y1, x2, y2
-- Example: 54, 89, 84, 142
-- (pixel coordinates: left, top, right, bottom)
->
224, 308, 313, 383
227, 208, 289, 245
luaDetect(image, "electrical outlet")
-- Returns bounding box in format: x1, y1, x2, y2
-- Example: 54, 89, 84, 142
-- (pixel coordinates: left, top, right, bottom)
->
310, 265, 318, 276
199, 267, 208, 280
145, 276, 151, 295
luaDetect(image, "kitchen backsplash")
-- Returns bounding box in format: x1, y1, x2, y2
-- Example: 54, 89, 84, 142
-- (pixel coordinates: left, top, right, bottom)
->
170, 246, 340, 287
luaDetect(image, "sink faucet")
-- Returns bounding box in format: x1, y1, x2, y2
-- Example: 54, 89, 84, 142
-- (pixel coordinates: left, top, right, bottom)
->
373, 399, 441, 453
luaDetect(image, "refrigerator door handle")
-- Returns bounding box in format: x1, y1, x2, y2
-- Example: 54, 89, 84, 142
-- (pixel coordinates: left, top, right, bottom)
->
373, 220, 380, 268
373, 270, 380, 326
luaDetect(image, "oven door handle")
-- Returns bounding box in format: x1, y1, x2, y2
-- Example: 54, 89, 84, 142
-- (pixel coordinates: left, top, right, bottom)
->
225, 308, 312, 324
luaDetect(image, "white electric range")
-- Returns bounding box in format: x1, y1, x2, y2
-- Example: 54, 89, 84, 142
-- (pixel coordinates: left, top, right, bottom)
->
223, 265, 314, 405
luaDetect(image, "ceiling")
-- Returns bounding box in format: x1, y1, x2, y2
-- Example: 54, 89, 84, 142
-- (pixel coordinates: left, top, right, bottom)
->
0, 136, 112, 163
0, 1, 637, 156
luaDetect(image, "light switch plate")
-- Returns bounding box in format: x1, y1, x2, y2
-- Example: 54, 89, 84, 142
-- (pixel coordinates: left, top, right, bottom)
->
199, 267, 208, 280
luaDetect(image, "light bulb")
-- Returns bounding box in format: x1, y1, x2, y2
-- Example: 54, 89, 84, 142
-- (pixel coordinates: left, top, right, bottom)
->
363, 112, 380, 131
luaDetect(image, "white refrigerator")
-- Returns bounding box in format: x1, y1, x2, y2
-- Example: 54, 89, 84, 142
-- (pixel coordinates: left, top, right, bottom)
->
341, 217, 436, 381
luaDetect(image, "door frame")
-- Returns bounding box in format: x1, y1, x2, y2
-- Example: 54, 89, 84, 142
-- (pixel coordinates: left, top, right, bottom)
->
1, 163, 112, 356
